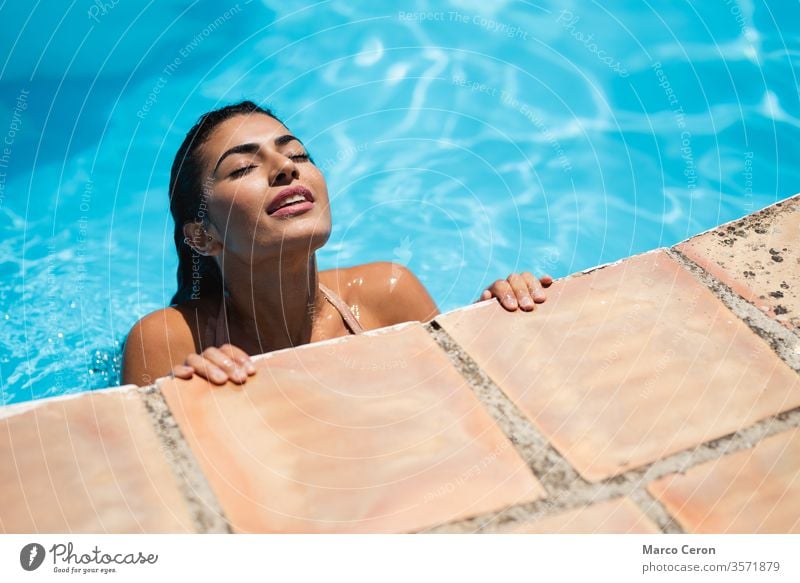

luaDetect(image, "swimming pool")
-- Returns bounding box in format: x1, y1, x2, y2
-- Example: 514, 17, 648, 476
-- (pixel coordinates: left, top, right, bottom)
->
1, 1, 798, 403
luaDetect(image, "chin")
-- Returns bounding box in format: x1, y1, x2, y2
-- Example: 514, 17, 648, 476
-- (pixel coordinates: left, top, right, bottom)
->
259, 221, 332, 254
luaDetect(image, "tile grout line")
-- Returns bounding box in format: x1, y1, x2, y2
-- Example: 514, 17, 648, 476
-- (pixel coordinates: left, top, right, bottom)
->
119, 231, 799, 535
628, 489, 683, 533
422, 320, 679, 533
138, 385, 231, 533
427, 376, 800, 534
667, 247, 800, 373
422, 308, 800, 533
423, 321, 582, 486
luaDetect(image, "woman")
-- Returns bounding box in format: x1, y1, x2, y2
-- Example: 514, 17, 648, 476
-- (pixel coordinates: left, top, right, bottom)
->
121, 101, 552, 386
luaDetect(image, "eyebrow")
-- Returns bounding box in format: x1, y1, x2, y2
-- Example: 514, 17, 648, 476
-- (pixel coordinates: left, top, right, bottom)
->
213, 134, 302, 175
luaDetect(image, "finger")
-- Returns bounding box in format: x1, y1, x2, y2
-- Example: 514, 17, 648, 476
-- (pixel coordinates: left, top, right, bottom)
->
539, 273, 553, 287
507, 273, 534, 310
522, 272, 547, 303
474, 292, 484, 304
478, 289, 492, 302
171, 364, 194, 379
204, 347, 248, 383
490, 279, 518, 310
186, 353, 229, 385
220, 343, 256, 375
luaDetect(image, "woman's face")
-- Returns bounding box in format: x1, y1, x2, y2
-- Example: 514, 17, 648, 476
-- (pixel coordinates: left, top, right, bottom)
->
197, 112, 331, 262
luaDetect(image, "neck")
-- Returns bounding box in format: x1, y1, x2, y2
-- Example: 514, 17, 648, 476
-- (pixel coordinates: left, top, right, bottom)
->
219, 250, 326, 352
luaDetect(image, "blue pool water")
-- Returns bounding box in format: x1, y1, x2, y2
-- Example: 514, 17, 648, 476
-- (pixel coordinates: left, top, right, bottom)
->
1, 1, 799, 403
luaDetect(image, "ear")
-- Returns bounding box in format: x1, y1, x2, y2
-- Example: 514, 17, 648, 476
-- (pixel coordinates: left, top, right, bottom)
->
182, 221, 222, 256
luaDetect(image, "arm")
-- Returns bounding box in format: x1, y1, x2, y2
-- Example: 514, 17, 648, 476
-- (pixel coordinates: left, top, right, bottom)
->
364, 262, 440, 326
121, 307, 255, 386
121, 309, 194, 386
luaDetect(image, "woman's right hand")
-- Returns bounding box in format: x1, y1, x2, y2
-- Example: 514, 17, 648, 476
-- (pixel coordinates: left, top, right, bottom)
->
171, 343, 256, 385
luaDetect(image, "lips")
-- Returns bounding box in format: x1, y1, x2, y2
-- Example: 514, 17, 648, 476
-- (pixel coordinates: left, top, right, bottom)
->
266, 185, 315, 216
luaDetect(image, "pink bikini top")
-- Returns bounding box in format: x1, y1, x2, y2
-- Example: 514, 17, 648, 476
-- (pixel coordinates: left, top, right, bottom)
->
205, 282, 365, 348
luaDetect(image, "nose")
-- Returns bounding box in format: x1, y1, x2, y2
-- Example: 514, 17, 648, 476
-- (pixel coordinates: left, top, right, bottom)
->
268, 152, 300, 186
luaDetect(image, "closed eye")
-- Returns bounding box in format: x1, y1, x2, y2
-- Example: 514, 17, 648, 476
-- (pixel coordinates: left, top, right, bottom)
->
229, 164, 256, 178
289, 153, 310, 162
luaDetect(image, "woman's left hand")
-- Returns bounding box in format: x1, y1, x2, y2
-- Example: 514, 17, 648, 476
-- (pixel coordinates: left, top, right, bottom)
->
477, 272, 553, 311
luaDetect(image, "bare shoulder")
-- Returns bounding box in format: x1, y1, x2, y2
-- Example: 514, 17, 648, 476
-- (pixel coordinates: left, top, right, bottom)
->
331, 261, 440, 327
121, 299, 213, 386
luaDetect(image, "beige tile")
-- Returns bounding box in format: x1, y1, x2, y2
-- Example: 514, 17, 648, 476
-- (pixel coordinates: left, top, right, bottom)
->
436, 250, 800, 482
0, 388, 193, 533
500, 497, 660, 533
159, 323, 544, 533
648, 428, 800, 533
676, 196, 800, 332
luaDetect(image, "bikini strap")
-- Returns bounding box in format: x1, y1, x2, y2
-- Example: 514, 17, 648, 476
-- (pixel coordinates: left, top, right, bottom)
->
209, 285, 363, 347
319, 282, 365, 335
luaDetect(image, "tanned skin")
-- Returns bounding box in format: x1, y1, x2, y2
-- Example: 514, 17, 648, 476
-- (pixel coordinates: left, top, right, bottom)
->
122, 113, 551, 387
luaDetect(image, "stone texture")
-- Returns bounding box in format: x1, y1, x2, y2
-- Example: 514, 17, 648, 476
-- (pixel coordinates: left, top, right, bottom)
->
0, 388, 193, 533
436, 250, 800, 482
158, 323, 543, 533
500, 497, 660, 533
676, 195, 800, 332
648, 428, 800, 533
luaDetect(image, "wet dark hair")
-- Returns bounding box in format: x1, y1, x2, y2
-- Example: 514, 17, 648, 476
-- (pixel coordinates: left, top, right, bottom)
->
168, 100, 281, 305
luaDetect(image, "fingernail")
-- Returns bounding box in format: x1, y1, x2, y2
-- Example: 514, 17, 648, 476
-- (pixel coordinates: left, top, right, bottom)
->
520, 296, 534, 308
232, 369, 246, 383
245, 361, 256, 374
505, 295, 517, 308
212, 371, 227, 383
